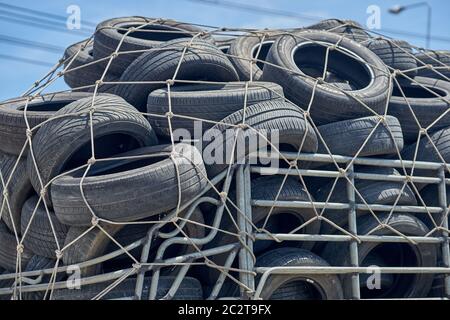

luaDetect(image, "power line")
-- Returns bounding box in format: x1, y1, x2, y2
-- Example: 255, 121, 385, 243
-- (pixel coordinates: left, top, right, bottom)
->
0, 14, 93, 36
188, 0, 450, 44
0, 53, 54, 67
0, 9, 94, 33
0, 34, 64, 53
0, 2, 97, 28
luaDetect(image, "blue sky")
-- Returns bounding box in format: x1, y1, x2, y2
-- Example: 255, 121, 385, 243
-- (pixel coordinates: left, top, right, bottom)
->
0, 0, 449, 100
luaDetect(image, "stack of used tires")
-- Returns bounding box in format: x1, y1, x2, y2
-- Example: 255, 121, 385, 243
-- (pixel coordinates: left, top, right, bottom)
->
0, 17, 449, 300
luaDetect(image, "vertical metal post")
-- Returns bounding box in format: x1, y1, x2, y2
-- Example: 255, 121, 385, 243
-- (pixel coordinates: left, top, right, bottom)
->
346, 164, 360, 299
236, 164, 253, 298
438, 166, 450, 297
243, 163, 255, 294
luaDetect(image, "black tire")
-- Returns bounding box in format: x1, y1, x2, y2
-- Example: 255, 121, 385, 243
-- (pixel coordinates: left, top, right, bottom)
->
114, 38, 239, 112
94, 17, 213, 75
0, 153, 33, 233
306, 19, 370, 43
63, 39, 119, 93
63, 208, 204, 276
415, 50, 450, 80
228, 32, 289, 81
321, 213, 437, 298
202, 99, 318, 178
364, 38, 417, 76
256, 247, 344, 299
22, 255, 60, 300
315, 167, 418, 235
0, 221, 32, 271
388, 76, 450, 143
201, 176, 321, 285
52, 143, 207, 226
0, 92, 99, 156
21, 196, 68, 259
401, 127, 450, 186
103, 207, 204, 267
262, 30, 391, 125
420, 184, 449, 232
317, 115, 404, 157
26, 94, 158, 207
147, 82, 284, 137
51, 276, 203, 300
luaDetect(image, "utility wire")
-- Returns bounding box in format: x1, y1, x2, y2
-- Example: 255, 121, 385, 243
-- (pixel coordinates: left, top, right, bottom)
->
0, 9, 94, 33
0, 2, 97, 28
0, 53, 54, 67
188, 0, 450, 44
0, 34, 64, 53
0, 14, 93, 36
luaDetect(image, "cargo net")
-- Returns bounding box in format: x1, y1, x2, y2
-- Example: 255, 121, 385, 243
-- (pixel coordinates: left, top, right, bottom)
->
0, 17, 450, 300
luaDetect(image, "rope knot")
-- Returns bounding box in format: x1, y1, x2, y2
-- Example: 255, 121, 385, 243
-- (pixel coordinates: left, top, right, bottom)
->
132, 263, 141, 270
40, 188, 47, 198
219, 191, 228, 202
166, 79, 175, 86
55, 250, 63, 259
419, 128, 427, 135
2, 190, 8, 198
338, 168, 346, 176
303, 111, 310, 118
317, 77, 325, 84
95, 79, 103, 85
87, 157, 96, 165
26, 129, 33, 138
91, 216, 99, 226
405, 175, 413, 183
237, 123, 249, 130
165, 111, 174, 118
289, 160, 298, 168
329, 44, 337, 51
16, 244, 24, 254
111, 52, 119, 59
426, 64, 433, 69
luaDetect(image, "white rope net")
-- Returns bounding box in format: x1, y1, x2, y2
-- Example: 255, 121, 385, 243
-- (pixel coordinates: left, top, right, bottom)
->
0, 17, 449, 300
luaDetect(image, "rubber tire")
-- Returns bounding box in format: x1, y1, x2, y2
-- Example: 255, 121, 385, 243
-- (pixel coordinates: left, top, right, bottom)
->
201, 175, 321, 285
415, 50, 450, 80
22, 255, 59, 300
94, 17, 213, 75
63, 208, 204, 277
202, 99, 318, 178
401, 127, 450, 186
63, 39, 118, 93
0, 153, 33, 234
388, 76, 450, 143
262, 30, 391, 125
0, 92, 98, 156
114, 38, 239, 112
147, 82, 284, 137
103, 207, 204, 265
26, 94, 158, 207
21, 196, 68, 259
51, 276, 203, 300
306, 19, 370, 43
228, 31, 288, 81
52, 143, 207, 226
420, 184, 449, 232
0, 221, 32, 271
364, 38, 417, 76
321, 213, 437, 299
317, 115, 404, 157
315, 167, 418, 235
256, 247, 344, 299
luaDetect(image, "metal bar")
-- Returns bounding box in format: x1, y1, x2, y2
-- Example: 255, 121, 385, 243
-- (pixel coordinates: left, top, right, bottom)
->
251, 152, 450, 170
438, 166, 450, 298
251, 167, 441, 184
208, 249, 239, 300
236, 165, 251, 298
255, 266, 450, 274
243, 163, 255, 294
253, 233, 444, 244
252, 199, 443, 214
346, 165, 360, 299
